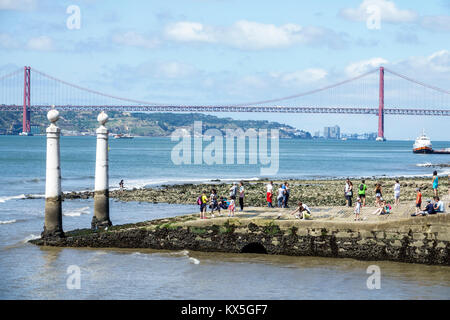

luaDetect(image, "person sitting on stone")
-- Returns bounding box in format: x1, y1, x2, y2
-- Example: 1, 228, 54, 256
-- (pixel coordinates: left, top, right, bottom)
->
424, 199, 436, 215
433, 196, 445, 213
372, 200, 390, 215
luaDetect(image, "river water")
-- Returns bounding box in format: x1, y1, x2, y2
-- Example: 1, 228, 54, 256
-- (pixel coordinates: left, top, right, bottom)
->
0, 136, 449, 299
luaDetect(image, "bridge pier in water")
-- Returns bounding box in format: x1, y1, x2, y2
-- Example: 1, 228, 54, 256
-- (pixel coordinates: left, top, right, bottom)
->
42, 109, 64, 238
92, 111, 112, 230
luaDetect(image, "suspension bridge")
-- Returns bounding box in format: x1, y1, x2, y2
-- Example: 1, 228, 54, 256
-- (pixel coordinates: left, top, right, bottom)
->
0, 66, 449, 140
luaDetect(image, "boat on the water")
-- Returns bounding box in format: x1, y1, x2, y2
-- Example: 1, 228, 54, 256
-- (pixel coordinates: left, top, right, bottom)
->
113, 133, 134, 139
413, 130, 450, 154
413, 130, 432, 153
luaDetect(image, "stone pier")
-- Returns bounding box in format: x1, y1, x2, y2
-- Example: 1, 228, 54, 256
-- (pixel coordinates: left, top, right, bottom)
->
91, 111, 112, 229
32, 208, 450, 266
42, 108, 64, 238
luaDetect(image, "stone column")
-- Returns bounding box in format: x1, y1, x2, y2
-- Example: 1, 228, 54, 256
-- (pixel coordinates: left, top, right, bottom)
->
42, 109, 64, 238
92, 111, 112, 229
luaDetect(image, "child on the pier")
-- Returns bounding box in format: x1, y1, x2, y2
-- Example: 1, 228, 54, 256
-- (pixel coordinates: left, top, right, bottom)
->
228, 199, 235, 217
354, 197, 362, 221
415, 188, 422, 215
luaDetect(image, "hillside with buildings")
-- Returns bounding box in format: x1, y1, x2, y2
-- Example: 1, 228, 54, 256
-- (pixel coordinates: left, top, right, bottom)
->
0, 111, 312, 139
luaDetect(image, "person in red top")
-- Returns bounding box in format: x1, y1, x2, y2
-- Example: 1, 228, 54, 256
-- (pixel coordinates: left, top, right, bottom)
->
415, 188, 422, 215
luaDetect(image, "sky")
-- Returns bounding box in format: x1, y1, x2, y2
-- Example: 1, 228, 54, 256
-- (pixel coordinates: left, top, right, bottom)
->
0, 0, 449, 140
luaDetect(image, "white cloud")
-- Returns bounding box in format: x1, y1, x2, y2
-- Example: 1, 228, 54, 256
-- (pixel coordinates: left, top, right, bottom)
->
26, 35, 53, 51
420, 15, 450, 32
427, 50, 450, 72
164, 20, 345, 50
340, 0, 417, 23
271, 68, 328, 87
345, 57, 388, 77
222, 21, 306, 50
155, 61, 196, 79
112, 31, 159, 49
165, 22, 216, 43
0, 0, 35, 10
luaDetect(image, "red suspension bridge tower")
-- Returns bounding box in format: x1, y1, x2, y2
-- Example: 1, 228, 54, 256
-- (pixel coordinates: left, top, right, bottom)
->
377, 66, 385, 141
21, 66, 31, 135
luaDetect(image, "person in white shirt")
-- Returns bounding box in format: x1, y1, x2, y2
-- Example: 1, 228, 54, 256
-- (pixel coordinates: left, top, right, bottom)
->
433, 196, 445, 213
290, 201, 311, 220
394, 180, 401, 206
277, 185, 285, 208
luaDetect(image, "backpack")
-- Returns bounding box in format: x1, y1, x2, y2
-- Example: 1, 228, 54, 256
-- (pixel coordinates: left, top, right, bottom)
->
359, 184, 364, 191
197, 196, 202, 205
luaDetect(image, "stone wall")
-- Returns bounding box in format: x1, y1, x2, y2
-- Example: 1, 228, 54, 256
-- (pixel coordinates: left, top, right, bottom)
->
31, 214, 450, 265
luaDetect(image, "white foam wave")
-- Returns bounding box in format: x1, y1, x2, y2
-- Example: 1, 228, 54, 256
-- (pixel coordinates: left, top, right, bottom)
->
63, 206, 90, 217
0, 194, 26, 203
0, 219, 17, 225
416, 162, 433, 167
168, 249, 189, 257
189, 257, 200, 265
22, 234, 40, 243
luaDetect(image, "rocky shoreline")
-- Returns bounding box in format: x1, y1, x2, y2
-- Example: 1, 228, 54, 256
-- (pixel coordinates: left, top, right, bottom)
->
61, 176, 447, 207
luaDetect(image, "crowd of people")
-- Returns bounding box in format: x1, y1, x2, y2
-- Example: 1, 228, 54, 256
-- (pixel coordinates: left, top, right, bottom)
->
197, 182, 245, 219
196, 171, 446, 220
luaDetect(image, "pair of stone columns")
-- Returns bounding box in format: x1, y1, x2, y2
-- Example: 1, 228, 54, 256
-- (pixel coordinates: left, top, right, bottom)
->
42, 109, 112, 238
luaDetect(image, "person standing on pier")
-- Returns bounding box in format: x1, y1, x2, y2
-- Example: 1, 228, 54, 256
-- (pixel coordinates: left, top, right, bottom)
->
354, 197, 362, 221
375, 183, 383, 207
394, 180, 401, 206
415, 188, 422, 215
229, 182, 237, 200
266, 181, 273, 208
277, 184, 285, 208
238, 181, 245, 212
344, 178, 353, 207
432, 171, 439, 197
358, 179, 367, 206
284, 182, 290, 208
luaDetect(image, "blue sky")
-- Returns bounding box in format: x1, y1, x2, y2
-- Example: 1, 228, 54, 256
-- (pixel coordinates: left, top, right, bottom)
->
0, 0, 449, 140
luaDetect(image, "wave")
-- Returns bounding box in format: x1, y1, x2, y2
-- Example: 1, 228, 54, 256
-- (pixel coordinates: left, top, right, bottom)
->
0, 194, 27, 203
189, 257, 200, 265
0, 219, 17, 225
416, 162, 433, 167
22, 234, 40, 243
63, 206, 90, 217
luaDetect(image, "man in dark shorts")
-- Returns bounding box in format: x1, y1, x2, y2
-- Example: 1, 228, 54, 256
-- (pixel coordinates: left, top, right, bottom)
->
358, 179, 367, 206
